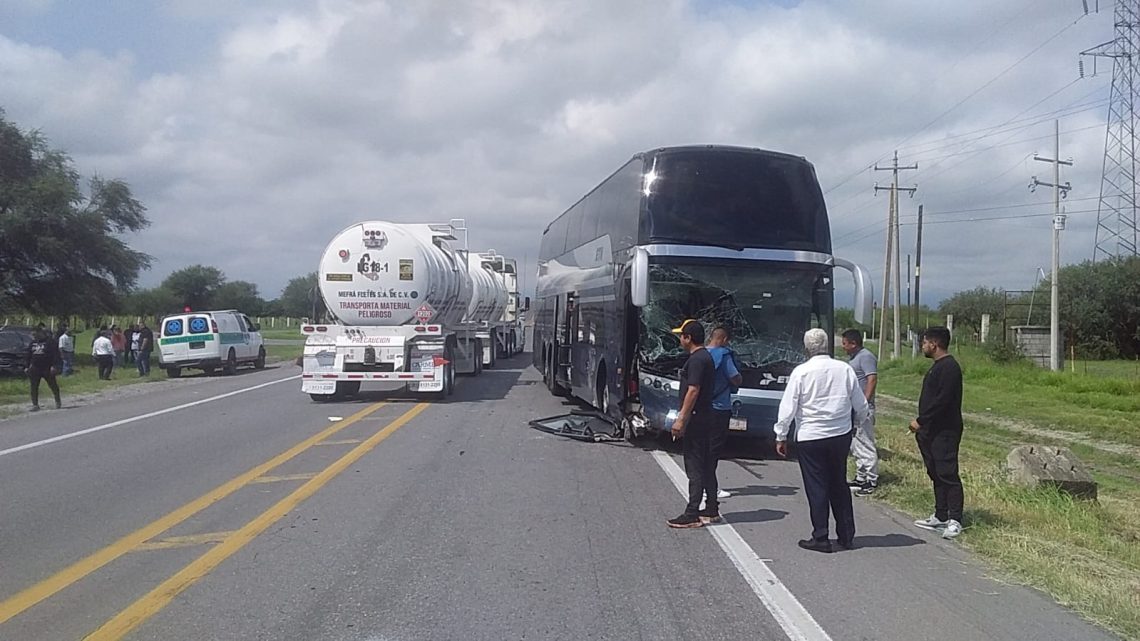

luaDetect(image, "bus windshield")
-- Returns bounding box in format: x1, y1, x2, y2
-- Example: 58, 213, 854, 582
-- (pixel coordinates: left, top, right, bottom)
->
638, 262, 833, 387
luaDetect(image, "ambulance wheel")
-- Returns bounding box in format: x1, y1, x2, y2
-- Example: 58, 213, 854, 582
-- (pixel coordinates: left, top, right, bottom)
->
223, 349, 237, 375
254, 347, 266, 370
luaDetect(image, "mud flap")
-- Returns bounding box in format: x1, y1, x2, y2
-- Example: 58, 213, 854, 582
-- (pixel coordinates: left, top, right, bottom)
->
528, 410, 622, 443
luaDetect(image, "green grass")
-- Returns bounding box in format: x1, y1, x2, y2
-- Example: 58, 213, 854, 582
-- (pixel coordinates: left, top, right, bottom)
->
856, 342, 1140, 640
258, 327, 307, 341
0, 347, 304, 410
0, 355, 165, 408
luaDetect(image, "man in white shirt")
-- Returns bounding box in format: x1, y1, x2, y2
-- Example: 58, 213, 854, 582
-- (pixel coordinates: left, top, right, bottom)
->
92, 331, 115, 380
775, 328, 870, 553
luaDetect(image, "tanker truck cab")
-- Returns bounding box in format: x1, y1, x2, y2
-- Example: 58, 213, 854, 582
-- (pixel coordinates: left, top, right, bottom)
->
301, 220, 486, 402
158, 310, 266, 377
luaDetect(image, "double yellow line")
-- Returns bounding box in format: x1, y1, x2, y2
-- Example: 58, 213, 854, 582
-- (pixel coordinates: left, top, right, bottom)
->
0, 401, 429, 640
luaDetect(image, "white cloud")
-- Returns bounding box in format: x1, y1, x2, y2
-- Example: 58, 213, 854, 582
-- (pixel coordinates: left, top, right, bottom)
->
0, 0, 1121, 305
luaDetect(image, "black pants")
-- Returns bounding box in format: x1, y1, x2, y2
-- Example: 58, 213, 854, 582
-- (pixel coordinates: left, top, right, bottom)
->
29, 366, 61, 407
96, 355, 114, 380
916, 429, 964, 522
797, 431, 856, 544
683, 419, 719, 516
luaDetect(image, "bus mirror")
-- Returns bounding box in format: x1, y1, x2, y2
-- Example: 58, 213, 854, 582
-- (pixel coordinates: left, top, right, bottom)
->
833, 257, 874, 324
631, 247, 649, 307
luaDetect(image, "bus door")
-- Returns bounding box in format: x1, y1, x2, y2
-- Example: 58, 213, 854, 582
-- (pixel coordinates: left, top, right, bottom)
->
558, 293, 577, 385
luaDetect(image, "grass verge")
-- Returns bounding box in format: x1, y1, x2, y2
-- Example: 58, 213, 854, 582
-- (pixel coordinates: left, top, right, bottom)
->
862, 344, 1140, 640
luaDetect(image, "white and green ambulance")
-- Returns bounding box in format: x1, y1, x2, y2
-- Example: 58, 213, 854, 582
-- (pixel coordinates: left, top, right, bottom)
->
158, 310, 265, 377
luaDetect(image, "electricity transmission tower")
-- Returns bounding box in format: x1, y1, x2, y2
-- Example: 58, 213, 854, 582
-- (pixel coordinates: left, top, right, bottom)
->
1081, 0, 1140, 260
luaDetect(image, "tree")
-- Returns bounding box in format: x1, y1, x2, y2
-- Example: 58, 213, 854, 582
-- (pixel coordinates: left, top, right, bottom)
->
938, 287, 1006, 340
0, 110, 151, 316
162, 265, 225, 310
1058, 257, 1140, 359
277, 272, 320, 318
212, 280, 265, 316
121, 286, 180, 320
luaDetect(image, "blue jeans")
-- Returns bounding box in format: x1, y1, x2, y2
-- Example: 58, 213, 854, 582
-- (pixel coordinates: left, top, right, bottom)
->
61, 351, 75, 376
137, 350, 152, 375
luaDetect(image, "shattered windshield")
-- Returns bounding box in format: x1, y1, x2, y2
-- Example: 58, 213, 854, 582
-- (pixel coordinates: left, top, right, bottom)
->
638, 262, 832, 387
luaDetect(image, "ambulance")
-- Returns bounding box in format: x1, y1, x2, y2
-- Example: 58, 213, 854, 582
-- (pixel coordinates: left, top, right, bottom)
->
157, 310, 266, 377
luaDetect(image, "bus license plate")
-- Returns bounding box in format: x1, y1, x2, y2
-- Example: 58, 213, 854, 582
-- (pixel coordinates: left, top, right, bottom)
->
729, 416, 747, 431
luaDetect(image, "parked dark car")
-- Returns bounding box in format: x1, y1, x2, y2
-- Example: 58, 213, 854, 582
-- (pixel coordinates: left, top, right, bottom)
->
0, 326, 36, 376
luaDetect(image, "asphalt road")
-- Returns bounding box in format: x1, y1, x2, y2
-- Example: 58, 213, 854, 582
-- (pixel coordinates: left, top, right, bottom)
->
0, 356, 1121, 641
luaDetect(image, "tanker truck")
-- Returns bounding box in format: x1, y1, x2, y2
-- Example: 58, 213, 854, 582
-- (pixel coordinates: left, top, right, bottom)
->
300, 220, 496, 401
471, 252, 526, 368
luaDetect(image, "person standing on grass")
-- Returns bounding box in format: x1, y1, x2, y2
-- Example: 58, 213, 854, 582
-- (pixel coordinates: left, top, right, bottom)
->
26, 328, 62, 411
136, 322, 154, 376
774, 328, 869, 553
58, 328, 76, 376
92, 330, 115, 380
666, 319, 719, 529
124, 324, 137, 364
110, 325, 126, 367
841, 329, 880, 496
910, 326, 965, 540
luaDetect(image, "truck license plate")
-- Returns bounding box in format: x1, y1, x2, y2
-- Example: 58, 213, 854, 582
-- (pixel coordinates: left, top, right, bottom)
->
304, 381, 337, 395
728, 416, 748, 431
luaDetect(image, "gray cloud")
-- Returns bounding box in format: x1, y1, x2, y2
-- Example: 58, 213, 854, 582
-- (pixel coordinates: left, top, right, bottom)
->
0, 0, 1122, 307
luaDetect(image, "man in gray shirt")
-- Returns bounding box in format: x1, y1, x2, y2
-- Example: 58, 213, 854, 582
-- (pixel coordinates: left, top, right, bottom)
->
842, 329, 879, 495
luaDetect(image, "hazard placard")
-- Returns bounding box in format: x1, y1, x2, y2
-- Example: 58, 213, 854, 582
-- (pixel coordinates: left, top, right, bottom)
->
414, 303, 434, 323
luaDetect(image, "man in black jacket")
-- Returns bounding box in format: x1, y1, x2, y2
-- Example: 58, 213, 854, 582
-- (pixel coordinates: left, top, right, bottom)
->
26, 328, 63, 411
909, 326, 964, 539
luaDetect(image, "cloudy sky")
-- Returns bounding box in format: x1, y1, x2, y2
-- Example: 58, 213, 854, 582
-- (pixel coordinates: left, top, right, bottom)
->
0, 0, 1122, 311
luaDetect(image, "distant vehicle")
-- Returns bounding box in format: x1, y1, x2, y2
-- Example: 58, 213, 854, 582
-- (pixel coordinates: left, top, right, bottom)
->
0, 326, 36, 376
532, 145, 873, 443
157, 310, 265, 377
472, 252, 527, 367
300, 220, 509, 401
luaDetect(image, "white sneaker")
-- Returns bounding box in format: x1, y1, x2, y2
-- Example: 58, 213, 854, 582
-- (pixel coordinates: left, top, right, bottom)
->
914, 514, 949, 530
717, 489, 731, 499
941, 520, 963, 539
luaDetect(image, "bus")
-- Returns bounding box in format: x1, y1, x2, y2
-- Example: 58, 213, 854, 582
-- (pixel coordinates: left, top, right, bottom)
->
531, 145, 873, 443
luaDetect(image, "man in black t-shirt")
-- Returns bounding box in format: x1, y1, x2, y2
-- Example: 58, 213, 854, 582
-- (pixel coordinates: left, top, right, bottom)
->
909, 326, 965, 540
26, 328, 62, 411
667, 319, 719, 529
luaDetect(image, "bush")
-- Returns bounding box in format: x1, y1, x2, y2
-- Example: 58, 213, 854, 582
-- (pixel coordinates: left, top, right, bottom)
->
983, 340, 1025, 365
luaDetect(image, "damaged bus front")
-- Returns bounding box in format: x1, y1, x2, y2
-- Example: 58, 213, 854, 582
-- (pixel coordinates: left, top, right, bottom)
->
630, 248, 872, 441
533, 145, 872, 444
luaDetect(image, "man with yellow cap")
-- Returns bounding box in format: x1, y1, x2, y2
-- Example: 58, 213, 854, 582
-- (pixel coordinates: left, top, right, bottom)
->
667, 319, 720, 528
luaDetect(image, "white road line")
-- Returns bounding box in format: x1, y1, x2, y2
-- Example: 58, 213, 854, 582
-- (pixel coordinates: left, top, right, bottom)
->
0, 375, 301, 459
651, 450, 833, 641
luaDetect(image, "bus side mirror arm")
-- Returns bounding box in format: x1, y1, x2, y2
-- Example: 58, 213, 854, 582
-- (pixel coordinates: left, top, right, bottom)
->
833, 257, 873, 324
631, 247, 649, 307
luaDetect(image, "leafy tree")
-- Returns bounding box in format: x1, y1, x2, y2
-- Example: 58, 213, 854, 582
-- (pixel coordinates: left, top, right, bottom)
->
1058, 257, 1140, 359
122, 286, 181, 319
938, 286, 1006, 340
0, 110, 151, 316
278, 272, 321, 318
162, 265, 225, 310
212, 280, 265, 315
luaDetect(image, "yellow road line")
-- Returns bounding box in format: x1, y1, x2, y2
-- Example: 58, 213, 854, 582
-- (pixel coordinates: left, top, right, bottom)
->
250, 473, 318, 485
85, 402, 429, 641
0, 402, 387, 626
134, 532, 235, 552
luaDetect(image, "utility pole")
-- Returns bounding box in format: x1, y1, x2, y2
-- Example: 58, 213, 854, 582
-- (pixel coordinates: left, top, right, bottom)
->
1029, 120, 1073, 372
914, 204, 924, 331
875, 151, 917, 360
